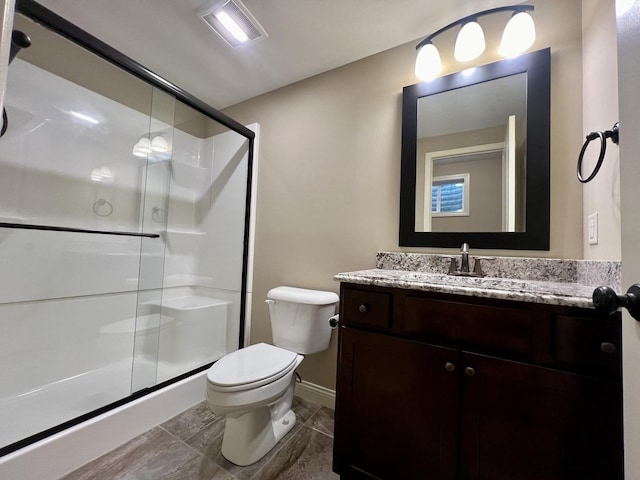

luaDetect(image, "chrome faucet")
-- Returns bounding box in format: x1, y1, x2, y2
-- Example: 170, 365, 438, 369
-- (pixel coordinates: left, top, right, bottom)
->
460, 242, 470, 273
448, 243, 484, 277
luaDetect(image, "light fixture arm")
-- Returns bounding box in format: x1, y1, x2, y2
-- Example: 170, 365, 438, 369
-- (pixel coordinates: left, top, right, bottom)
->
416, 5, 534, 51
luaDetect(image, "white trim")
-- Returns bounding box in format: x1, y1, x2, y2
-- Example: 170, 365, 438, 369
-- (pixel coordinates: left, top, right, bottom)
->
501, 115, 517, 231
0, 372, 208, 480
243, 122, 260, 346
295, 380, 335, 410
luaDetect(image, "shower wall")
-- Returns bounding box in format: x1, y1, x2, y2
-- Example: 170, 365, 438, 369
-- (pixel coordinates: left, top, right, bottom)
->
0, 14, 251, 454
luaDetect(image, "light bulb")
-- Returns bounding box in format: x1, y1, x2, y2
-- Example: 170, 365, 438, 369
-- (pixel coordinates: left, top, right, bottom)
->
415, 43, 442, 81
132, 137, 152, 158
151, 135, 169, 153
616, 0, 636, 16
500, 11, 536, 57
215, 11, 249, 43
454, 21, 485, 62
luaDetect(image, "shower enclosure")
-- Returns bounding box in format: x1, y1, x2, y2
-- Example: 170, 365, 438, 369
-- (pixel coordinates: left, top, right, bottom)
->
0, 0, 253, 456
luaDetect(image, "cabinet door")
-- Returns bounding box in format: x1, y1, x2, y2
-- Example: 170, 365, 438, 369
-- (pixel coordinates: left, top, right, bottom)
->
459, 352, 623, 480
334, 327, 459, 480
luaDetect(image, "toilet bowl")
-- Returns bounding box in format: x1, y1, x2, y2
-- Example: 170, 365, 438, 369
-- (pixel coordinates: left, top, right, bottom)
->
205, 286, 338, 466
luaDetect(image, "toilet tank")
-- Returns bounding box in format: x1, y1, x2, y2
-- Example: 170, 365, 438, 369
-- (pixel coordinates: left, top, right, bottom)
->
266, 286, 339, 355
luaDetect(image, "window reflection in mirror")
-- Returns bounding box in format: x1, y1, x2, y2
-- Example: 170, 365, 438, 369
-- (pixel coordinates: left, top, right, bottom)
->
415, 73, 527, 233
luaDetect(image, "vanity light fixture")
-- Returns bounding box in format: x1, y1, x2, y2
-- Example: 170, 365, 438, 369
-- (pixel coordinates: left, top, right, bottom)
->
415, 5, 535, 81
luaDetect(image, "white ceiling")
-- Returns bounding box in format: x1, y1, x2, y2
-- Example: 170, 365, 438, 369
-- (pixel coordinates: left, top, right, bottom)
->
34, 0, 522, 110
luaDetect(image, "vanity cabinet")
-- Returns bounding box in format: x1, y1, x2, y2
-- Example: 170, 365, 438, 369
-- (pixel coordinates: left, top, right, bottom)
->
333, 283, 623, 480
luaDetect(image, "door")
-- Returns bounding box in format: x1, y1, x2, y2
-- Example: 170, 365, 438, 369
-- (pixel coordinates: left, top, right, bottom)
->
334, 327, 459, 480
502, 114, 516, 231
617, 2, 640, 478
459, 352, 623, 480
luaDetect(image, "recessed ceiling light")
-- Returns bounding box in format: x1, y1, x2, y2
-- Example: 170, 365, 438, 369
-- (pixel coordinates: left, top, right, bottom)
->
198, 0, 268, 48
214, 11, 249, 43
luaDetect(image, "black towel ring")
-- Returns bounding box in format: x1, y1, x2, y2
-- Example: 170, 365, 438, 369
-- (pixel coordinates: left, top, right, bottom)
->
0, 108, 7, 137
577, 122, 619, 183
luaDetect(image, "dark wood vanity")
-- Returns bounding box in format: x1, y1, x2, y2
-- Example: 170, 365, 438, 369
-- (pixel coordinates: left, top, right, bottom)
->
333, 282, 623, 480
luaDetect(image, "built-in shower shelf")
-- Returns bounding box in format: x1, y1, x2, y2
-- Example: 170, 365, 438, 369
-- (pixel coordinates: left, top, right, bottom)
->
164, 229, 206, 236
163, 274, 214, 288
172, 158, 209, 170
147, 295, 231, 311
171, 158, 211, 190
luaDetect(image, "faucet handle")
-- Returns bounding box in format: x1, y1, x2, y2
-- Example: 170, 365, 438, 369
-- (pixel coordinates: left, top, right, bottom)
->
461, 242, 469, 253
472, 258, 484, 278
448, 257, 458, 274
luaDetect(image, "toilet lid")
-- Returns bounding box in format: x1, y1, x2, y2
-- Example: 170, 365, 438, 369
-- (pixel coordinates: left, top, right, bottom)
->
207, 343, 298, 388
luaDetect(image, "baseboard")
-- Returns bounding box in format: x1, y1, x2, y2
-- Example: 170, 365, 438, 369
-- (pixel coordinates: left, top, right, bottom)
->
295, 380, 335, 410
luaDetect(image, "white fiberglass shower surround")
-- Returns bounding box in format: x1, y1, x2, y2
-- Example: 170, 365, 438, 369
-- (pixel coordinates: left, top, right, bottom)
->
0, 0, 254, 461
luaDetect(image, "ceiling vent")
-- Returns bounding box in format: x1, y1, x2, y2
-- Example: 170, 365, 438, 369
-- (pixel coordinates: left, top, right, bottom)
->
199, 0, 268, 48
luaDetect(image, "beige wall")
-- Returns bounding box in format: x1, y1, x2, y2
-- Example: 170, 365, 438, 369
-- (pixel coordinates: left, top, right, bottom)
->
223, 0, 589, 390
431, 156, 503, 232
582, 0, 620, 260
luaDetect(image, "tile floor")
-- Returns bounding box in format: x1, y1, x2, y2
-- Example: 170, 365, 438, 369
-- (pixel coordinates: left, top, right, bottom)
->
57, 397, 339, 480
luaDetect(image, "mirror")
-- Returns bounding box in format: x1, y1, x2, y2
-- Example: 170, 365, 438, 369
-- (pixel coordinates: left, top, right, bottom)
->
400, 48, 550, 250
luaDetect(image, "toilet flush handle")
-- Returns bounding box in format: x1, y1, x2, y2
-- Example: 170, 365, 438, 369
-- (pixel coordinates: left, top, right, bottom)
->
265, 299, 275, 305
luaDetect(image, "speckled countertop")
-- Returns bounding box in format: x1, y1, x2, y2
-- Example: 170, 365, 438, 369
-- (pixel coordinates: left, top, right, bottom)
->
334, 252, 621, 309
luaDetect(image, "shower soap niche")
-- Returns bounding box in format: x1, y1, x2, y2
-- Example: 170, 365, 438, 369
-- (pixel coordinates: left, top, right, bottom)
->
171, 157, 210, 190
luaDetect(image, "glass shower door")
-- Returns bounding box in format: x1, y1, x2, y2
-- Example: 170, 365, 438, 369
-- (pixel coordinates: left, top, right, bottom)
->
130, 87, 174, 393
0, 4, 252, 457
150, 101, 250, 384
0, 11, 162, 453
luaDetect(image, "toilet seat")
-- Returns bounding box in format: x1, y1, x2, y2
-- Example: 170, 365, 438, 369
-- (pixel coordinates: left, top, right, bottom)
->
207, 343, 299, 393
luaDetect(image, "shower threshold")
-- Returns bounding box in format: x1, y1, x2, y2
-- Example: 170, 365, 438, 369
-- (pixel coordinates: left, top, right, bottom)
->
0, 355, 219, 453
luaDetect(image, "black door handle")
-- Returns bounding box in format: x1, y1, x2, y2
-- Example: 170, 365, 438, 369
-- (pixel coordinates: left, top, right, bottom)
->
592, 284, 640, 321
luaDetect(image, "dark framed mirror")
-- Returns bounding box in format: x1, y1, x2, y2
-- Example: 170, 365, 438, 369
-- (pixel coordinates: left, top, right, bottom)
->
400, 48, 550, 250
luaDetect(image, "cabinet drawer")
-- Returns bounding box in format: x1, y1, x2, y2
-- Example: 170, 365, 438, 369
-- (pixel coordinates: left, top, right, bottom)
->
403, 296, 531, 356
342, 289, 391, 329
553, 314, 621, 376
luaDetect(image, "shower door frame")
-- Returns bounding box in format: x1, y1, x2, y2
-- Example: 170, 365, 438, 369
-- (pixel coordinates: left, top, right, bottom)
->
0, 0, 254, 457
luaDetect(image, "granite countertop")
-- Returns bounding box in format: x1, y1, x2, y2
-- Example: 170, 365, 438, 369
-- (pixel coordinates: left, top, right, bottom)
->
334, 253, 621, 309
334, 269, 599, 308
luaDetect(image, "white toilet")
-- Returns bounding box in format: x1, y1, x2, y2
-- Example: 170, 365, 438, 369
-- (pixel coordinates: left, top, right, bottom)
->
205, 286, 339, 466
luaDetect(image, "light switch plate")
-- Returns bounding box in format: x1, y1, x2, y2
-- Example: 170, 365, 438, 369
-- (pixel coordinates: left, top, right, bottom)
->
588, 212, 598, 245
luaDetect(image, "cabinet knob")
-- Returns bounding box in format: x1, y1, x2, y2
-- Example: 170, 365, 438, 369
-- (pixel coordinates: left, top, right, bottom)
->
465, 367, 476, 377
601, 342, 617, 354
444, 362, 455, 373
358, 304, 368, 313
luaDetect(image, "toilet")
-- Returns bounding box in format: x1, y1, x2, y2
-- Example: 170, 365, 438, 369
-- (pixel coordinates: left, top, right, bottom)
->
205, 286, 339, 466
